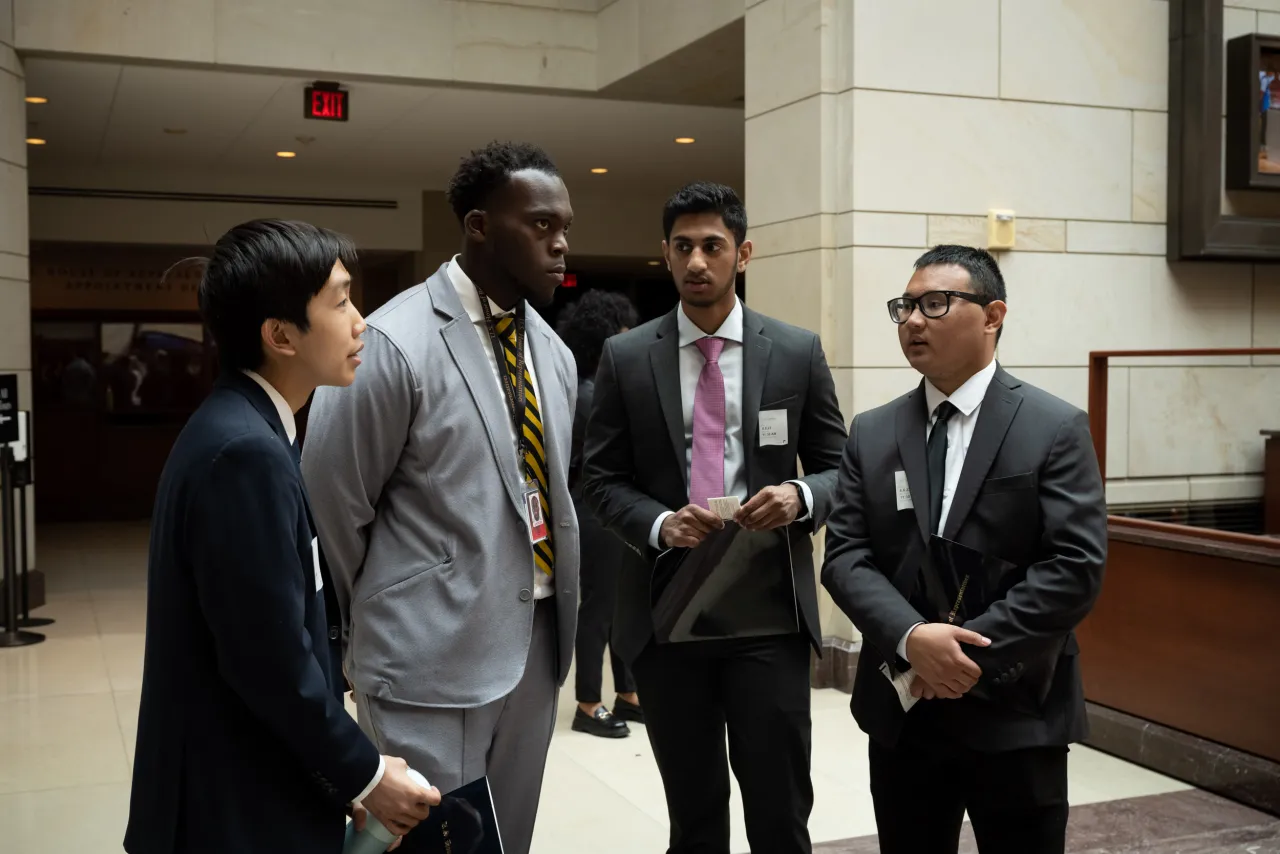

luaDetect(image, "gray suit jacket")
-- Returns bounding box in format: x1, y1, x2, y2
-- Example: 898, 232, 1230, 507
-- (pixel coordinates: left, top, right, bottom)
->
301, 264, 579, 709
581, 305, 848, 663
821, 365, 1107, 751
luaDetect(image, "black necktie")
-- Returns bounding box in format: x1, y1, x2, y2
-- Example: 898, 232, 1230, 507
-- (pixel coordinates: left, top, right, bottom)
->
927, 401, 958, 535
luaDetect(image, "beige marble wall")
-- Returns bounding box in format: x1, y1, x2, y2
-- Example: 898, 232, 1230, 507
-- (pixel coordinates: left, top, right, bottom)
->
745, 0, 1280, 516
0, 0, 33, 566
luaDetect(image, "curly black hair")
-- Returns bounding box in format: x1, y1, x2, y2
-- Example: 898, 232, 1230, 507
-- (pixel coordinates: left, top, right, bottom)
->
556, 289, 639, 379
445, 141, 560, 224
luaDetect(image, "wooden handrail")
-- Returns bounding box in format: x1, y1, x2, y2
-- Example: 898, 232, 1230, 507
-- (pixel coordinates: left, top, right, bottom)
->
1087, 348, 1280, 482
1109, 515, 1280, 551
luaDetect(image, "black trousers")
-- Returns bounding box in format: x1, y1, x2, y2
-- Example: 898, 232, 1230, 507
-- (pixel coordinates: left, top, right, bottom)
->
868, 734, 1069, 854
631, 633, 813, 854
573, 497, 635, 704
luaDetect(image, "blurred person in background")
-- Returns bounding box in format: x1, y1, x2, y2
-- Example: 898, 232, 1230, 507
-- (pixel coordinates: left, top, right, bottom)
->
557, 289, 644, 738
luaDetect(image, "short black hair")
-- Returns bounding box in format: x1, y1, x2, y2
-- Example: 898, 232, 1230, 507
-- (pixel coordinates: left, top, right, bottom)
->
556, 289, 639, 379
913, 244, 1006, 302
445, 141, 560, 224
913, 244, 1007, 340
662, 182, 748, 245
196, 219, 358, 373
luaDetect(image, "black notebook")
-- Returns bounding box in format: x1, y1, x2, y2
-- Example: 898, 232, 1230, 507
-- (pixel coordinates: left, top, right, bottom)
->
401, 776, 502, 854
915, 536, 1061, 714
651, 523, 799, 643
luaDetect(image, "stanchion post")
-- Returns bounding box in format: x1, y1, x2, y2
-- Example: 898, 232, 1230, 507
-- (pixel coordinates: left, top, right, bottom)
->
0, 443, 42, 647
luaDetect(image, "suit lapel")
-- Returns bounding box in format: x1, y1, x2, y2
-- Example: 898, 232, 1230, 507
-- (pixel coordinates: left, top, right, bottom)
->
650, 311, 688, 490
433, 277, 529, 519
895, 385, 932, 541
741, 309, 771, 490
941, 369, 1023, 540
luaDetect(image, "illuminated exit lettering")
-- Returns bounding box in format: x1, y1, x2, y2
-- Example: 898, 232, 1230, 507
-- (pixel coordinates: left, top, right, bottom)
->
304, 84, 349, 122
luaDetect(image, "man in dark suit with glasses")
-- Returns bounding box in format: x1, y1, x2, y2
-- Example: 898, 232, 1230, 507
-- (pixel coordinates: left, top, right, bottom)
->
822, 245, 1107, 854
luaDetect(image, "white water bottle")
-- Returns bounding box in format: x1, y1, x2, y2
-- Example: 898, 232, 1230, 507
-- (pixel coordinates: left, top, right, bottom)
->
343, 768, 431, 854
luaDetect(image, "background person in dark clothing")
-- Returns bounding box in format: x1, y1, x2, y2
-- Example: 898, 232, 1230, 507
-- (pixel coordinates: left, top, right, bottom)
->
559, 289, 643, 738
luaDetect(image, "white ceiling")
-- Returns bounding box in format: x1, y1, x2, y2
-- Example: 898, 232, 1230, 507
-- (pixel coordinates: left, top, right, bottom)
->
22, 58, 746, 192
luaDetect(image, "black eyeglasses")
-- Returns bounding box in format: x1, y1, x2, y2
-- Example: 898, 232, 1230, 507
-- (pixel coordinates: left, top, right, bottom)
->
887, 290, 991, 324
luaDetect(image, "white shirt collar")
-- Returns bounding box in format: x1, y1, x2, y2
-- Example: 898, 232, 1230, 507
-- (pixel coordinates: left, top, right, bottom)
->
677, 297, 745, 347
447, 255, 516, 323
924, 358, 998, 420
243, 370, 297, 444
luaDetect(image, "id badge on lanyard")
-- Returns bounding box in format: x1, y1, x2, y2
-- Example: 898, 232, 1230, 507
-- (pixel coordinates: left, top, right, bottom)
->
476, 285, 549, 547
524, 487, 549, 544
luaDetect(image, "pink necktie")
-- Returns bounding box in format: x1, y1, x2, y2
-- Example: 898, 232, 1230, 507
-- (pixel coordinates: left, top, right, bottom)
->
689, 337, 727, 509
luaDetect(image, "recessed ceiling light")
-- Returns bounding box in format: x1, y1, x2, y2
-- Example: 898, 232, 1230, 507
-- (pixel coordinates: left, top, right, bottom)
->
590, 167, 608, 174
647, 260, 661, 266
25, 138, 46, 145
163, 128, 187, 135
25, 96, 48, 105
276, 151, 297, 158
675, 137, 695, 144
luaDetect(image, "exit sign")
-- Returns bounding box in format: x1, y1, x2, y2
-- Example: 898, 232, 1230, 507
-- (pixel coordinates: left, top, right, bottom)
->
305, 84, 348, 121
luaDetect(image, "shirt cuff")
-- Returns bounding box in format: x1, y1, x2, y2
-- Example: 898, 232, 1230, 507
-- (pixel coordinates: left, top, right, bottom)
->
649, 511, 675, 550
785, 480, 813, 522
897, 622, 925, 663
351, 755, 386, 806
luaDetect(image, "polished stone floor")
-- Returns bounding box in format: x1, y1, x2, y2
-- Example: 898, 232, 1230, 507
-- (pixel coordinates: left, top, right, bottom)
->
0, 522, 1272, 852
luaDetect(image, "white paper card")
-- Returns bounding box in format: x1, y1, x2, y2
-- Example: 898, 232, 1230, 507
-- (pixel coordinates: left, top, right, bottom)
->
759, 410, 788, 447
311, 537, 323, 593
880, 662, 921, 712
894, 470, 914, 511
708, 496, 742, 521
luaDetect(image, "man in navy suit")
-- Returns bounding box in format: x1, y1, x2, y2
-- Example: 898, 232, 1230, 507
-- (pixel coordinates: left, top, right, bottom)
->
125, 220, 437, 854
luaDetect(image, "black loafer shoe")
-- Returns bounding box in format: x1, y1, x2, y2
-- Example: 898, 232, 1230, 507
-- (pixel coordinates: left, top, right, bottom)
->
571, 706, 630, 738
612, 697, 645, 725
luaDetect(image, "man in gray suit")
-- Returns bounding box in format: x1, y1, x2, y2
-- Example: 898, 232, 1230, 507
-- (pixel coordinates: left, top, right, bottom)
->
821, 245, 1107, 853
582, 182, 848, 854
301, 142, 579, 854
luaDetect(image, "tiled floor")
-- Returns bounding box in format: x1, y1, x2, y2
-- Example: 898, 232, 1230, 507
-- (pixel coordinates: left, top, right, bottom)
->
0, 522, 1259, 853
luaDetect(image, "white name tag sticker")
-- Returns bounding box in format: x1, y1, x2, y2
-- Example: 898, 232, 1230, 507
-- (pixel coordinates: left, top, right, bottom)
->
759, 410, 788, 447
311, 537, 323, 593
894, 470, 914, 511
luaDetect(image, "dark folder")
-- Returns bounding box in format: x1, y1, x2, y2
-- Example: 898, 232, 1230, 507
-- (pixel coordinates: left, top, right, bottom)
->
651, 523, 800, 643
915, 536, 1060, 714
401, 776, 502, 854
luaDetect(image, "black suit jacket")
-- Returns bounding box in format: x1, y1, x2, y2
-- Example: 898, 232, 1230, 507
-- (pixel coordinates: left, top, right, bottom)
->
581, 305, 848, 663
125, 372, 380, 854
821, 366, 1108, 753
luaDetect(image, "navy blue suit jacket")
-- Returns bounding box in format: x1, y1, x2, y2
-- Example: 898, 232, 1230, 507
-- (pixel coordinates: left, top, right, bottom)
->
125, 372, 380, 854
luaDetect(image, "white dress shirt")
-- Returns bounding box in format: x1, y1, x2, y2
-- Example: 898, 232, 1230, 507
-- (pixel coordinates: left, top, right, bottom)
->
649, 299, 814, 548
243, 369, 387, 804
897, 358, 998, 662
447, 257, 553, 601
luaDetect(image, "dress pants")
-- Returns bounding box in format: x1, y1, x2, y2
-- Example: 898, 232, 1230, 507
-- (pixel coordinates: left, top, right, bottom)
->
354, 598, 558, 854
573, 496, 636, 704
631, 632, 813, 854
868, 732, 1069, 854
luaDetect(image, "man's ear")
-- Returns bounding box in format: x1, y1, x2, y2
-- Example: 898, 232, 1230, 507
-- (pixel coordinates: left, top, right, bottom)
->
985, 299, 1008, 337
464, 210, 488, 243
260, 318, 300, 361
737, 239, 753, 273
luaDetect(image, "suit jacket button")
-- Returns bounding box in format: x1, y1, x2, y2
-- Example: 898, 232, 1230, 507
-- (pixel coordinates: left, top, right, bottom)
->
329, 627, 340, 640
519, 588, 532, 602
